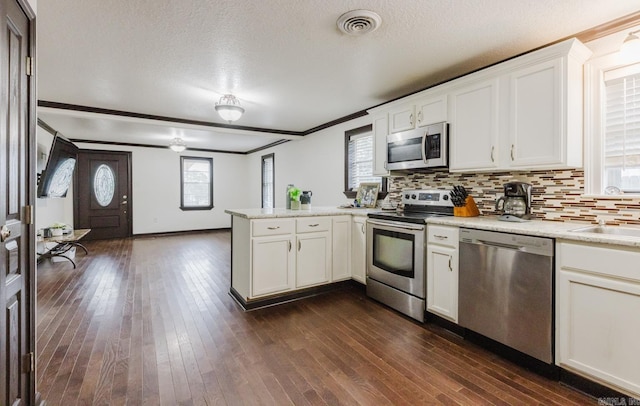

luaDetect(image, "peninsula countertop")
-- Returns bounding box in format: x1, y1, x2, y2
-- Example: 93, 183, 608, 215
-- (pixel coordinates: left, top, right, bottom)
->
225, 207, 640, 248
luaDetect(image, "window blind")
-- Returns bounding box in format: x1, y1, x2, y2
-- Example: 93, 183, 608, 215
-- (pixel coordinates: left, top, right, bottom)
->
262, 154, 274, 208
348, 132, 381, 190
604, 63, 640, 192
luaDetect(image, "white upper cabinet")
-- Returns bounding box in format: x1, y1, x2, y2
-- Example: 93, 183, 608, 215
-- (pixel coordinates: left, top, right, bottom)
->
416, 94, 447, 127
449, 78, 500, 171
449, 38, 591, 172
372, 114, 390, 176
388, 103, 416, 133
370, 38, 592, 173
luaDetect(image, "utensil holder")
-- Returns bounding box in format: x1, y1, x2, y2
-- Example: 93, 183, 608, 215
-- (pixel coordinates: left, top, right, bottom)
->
454, 196, 480, 217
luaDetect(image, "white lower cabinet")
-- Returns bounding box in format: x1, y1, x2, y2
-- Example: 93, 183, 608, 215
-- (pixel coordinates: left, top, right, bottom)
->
426, 225, 459, 323
296, 232, 331, 288
556, 240, 640, 398
295, 217, 332, 288
252, 234, 295, 297
351, 217, 367, 284
332, 216, 351, 281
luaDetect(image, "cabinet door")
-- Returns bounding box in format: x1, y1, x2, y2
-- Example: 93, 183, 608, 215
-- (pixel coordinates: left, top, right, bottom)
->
388, 103, 416, 133
416, 94, 447, 127
449, 78, 500, 171
252, 235, 294, 297
509, 59, 563, 168
426, 245, 458, 322
557, 269, 640, 397
332, 217, 351, 281
351, 218, 367, 284
372, 115, 390, 176
296, 232, 331, 288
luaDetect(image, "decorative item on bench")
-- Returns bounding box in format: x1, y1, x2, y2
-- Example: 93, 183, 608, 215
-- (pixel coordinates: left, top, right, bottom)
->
49, 222, 67, 237
450, 185, 480, 217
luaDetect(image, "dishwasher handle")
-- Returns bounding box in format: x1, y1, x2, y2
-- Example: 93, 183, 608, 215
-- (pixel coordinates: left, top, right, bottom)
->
475, 239, 526, 251
460, 228, 553, 257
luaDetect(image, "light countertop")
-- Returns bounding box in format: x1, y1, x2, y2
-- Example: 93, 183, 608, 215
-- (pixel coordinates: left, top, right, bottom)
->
225, 206, 378, 219
225, 207, 640, 248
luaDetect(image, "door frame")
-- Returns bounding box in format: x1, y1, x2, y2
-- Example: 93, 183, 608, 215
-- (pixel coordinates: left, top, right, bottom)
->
73, 149, 133, 238
21, 0, 37, 403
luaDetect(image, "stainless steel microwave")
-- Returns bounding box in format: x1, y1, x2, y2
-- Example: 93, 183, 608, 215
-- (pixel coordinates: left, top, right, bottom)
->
386, 122, 448, 170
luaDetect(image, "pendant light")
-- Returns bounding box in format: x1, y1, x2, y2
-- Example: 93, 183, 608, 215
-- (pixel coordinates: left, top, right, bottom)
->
169, 137, 186, 152
215, 94, 245, 122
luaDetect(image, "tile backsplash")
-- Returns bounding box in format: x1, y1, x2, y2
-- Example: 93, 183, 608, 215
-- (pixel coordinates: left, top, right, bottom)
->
388, 169, 640, 225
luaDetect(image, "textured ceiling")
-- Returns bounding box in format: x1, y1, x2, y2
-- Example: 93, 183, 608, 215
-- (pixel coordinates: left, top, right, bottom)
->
36, 0, 640, 153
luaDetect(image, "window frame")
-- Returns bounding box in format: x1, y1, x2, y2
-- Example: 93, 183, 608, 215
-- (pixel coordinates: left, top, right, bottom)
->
343, 124, 387, 199
261, 153, 275, 208
584, 51, 640, 197
180, 156, 214, 211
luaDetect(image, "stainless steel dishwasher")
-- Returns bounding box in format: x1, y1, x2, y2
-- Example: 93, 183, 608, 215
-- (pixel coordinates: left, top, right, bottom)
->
459, 228, 554, 363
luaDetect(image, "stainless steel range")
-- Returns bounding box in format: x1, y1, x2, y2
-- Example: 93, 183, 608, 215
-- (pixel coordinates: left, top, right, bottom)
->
366, 189, 454, 322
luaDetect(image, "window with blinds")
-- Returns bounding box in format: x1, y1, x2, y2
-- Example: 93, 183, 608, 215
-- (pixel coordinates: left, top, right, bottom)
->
347, 132, 381, 191
261, 153, 274, 208
180, 156, 213, 210
604, 63, 640, 193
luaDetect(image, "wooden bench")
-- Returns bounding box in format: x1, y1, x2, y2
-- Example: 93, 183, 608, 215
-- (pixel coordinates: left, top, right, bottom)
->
37, 229, 91, 269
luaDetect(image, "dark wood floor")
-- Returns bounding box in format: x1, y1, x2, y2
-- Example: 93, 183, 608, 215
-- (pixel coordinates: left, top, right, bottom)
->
36, 230, 596, 405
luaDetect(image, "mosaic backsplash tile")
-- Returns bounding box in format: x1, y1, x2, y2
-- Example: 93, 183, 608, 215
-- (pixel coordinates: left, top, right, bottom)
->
388, 169, 640, 226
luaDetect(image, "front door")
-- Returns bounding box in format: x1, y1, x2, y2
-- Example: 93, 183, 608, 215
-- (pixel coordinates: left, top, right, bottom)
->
0, 0, 34, 404
75, 150, 132, 240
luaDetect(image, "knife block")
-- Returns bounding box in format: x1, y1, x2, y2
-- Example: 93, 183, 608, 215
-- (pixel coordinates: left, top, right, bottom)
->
454, 196, 480, 217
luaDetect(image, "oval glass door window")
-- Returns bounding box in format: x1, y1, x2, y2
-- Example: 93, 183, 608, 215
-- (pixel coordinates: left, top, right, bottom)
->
94, 164, 115, 206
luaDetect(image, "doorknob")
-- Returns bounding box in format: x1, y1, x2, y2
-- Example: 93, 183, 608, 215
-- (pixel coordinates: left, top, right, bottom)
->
1, 225, 10, 242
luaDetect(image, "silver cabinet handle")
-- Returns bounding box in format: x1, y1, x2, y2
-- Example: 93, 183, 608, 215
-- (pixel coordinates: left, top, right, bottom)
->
417, 111, 423, 125
267, 226, 280, 230
511, 144, 515, 161
361, 224, 365, 234
308, 224, 319, 227
298, 240, 301, 251
409, 113, 414, 127
490, 146, 495, 162
448, 257, 453, 271
289, 241, 292, 252
434, 235, 448, 240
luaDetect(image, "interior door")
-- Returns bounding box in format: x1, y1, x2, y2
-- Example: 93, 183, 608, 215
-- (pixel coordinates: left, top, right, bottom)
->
1, 0, 33, 404
75, 150, 132, 240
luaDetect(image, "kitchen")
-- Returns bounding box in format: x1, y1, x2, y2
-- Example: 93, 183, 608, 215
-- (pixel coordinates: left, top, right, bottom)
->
15, 1, 640, 405
227, 32, 640, 402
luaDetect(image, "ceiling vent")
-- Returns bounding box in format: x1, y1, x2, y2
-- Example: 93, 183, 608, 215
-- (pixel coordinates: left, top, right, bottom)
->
337, 10, 382, 36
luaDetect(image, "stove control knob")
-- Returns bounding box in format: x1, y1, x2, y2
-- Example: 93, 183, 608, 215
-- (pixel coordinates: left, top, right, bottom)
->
411, 194, 417, 200
443, 195, 449, 200
404, 194, 410, 199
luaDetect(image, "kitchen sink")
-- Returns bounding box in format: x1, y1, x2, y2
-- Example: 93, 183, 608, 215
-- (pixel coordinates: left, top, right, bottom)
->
570, 225, 640, 238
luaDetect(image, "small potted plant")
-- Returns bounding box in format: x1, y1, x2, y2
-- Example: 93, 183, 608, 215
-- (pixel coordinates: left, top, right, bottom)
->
288, 187, 302, 210
50, 222, 66, 237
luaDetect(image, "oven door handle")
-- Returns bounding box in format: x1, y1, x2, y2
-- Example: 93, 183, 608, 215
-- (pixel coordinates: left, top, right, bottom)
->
367, 219, 425, 231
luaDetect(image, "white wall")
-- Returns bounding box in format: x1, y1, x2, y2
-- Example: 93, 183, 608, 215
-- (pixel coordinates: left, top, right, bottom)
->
246, 115, 372, 208
36, 113, 367, 235
74, 143, 248, 234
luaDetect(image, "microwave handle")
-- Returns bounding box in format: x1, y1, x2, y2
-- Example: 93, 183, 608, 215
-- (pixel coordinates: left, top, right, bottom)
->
422, 129, 430, 163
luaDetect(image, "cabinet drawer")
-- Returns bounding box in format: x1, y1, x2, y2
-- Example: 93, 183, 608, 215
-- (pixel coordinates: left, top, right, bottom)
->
427, 225, 459, 246
296, 217, 331, 233
557, 241, 640, 282
252, 219, 294, 237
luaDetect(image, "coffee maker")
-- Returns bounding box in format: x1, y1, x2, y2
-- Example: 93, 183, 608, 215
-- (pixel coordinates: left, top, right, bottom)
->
495, 181, 532, 222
